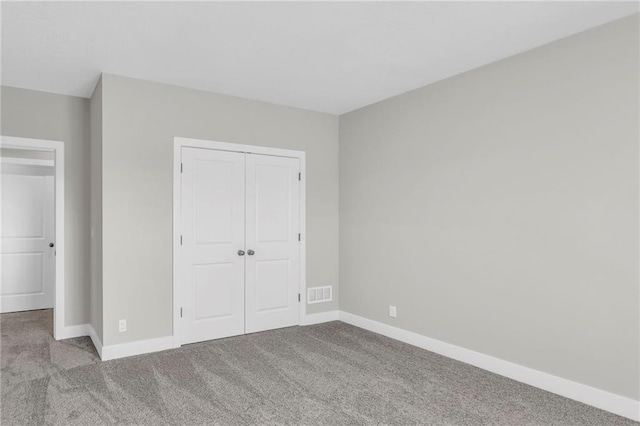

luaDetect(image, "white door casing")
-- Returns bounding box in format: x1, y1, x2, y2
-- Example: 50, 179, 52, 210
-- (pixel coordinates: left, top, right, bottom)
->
245, 153, 300, 333
180, 147, 246, 345
1, 165, 55, 313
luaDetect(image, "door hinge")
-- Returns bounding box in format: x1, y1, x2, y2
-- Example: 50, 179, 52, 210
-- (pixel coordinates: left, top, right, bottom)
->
181, 163, 183, 173
298, 293, 301, 302
298, 172, 301, 181
298, 233, 301, 241
180, 235, 183, 245
180, 307, 183, 318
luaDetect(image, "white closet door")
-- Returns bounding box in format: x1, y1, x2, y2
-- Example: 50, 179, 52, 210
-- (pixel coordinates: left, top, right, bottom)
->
180, 148, 246, 345
245, 154, 300, 333
1, 170, 55, 313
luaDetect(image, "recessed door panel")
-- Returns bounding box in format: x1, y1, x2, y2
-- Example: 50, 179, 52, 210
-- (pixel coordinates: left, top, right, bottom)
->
255, 165, 291, 242
194, 160, 235, 245
1, 175, 46, 239
194, 262, 236, 320
1, 170, 55, 313
1, 253, 44, 295
245, 154, 300, 333
254, 259, 290, 312
180, 148, 245, 345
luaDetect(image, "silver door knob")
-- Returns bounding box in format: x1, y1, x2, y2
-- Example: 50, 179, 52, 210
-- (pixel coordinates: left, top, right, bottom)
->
247, 249, 255, 256
237, 250, 245, 256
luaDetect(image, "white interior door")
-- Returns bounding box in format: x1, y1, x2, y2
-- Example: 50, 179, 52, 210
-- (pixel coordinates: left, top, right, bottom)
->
245, 154, 300, 333
1, 165, 55, 313
180, 148, 246, 345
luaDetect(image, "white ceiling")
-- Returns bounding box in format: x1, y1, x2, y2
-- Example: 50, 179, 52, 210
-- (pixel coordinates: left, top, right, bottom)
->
2, 2, 638, 114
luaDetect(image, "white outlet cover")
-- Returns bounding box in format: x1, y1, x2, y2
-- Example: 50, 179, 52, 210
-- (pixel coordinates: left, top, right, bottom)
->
119, 319, 127, 332
389, 306, 397, 318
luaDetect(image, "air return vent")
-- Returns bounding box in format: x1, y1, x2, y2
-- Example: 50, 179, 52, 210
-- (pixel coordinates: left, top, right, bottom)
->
307, 286, 332, 304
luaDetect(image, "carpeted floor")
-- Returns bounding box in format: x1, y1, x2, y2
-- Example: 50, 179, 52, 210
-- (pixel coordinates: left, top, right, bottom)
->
0, 309, 636, 425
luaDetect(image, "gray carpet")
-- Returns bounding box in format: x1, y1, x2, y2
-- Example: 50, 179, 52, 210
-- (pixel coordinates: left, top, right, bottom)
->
0, 309, 636, 425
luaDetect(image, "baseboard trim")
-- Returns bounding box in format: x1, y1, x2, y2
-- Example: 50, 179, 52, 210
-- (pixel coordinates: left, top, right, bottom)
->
92, 311, 338, 361
338, 311, 639, 422
55, 323, 103, 361
87, 325, 103, 359
300, 310, 339, 325
101, 335, 174, 361
56, 323, 90, 340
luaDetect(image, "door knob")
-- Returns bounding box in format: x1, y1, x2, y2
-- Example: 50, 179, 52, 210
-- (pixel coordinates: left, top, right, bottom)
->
49, 242, 55, 248
237, 250, 245, 256
247, 249, 255, 256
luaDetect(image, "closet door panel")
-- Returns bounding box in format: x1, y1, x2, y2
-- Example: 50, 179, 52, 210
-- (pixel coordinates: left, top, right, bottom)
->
181, 147, 245, 344
245, 154, 300, 333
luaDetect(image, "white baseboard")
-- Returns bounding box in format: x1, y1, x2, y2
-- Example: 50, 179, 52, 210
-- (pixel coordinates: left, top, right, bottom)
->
55, 323, 90, 340
87, 325, 103, 359
53, 323, 104, 360
300, 310, 339, 325
338, 311, 639, 422
67, 312, 337, 362
101, 335, 174, 361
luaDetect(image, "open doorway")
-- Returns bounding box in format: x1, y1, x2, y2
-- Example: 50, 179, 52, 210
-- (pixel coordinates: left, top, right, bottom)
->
0, 137, 65, 339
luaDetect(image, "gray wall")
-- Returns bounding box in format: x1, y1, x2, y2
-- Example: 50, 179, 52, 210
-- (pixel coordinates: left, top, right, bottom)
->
339, 15, 639, 400
1, 86, 91, 327
90, 78, 103, 342
101, 74, 339, 346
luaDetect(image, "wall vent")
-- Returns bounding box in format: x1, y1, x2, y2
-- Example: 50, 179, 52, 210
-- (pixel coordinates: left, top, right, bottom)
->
307, 286, 332, 304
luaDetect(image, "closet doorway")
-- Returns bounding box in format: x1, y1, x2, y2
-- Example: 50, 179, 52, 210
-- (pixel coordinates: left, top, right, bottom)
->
173, 138, 306, 346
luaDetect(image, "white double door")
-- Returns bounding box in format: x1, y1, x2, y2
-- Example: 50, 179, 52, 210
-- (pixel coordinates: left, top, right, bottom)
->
1, 164, 55, 313
180, 147, 301, 345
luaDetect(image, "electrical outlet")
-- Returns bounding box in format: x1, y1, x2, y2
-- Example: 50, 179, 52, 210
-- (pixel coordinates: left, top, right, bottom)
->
389, 305, 397, 318
119, 319, 127, 332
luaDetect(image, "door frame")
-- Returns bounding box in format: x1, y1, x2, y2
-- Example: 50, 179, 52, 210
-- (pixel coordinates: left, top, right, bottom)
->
0, 157, 55, 167
172, 137, 306, 348
0, 136, 65, 340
